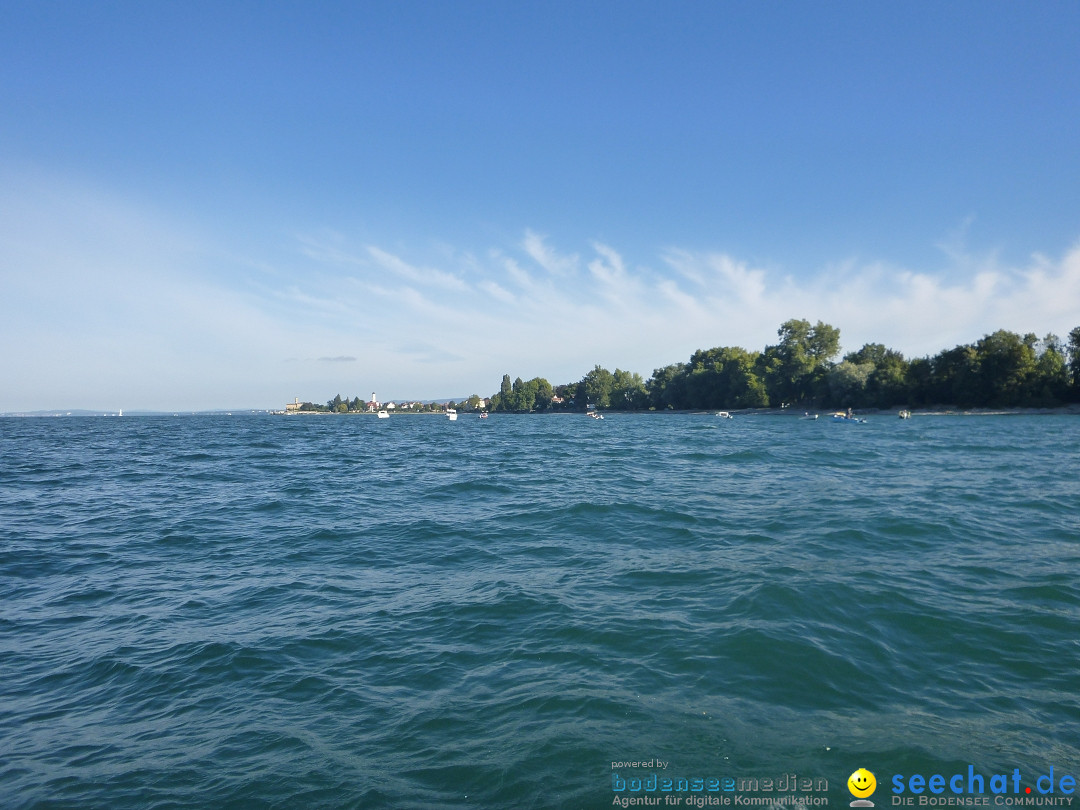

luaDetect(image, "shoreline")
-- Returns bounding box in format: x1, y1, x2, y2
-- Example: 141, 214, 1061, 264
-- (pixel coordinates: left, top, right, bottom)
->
10, 405, 1078, 418
277, 404, 1080, 417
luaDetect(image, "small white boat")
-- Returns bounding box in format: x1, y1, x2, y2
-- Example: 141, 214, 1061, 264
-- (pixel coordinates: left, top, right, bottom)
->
715, 411, 733, 419
588, 411, 603, 419
479, 412, 488, 419
899, 410, 911, 419
800, 412, 819, 420
377, 410, 389, 419
446, 408, 458, 421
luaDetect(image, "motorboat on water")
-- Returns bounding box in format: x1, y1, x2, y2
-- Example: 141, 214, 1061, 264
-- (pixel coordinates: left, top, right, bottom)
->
588, 411, 604, 419
800, 412, 819, 420
715, 411, 733, 419
446, 408, 458, 421
832, 412, 866, 424
899, 410, 911, 419
377, 410, 389, 419
479, 412, 488, 419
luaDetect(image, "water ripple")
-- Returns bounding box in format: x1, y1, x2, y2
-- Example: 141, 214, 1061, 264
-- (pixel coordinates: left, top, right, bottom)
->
1, 413, 1078, 807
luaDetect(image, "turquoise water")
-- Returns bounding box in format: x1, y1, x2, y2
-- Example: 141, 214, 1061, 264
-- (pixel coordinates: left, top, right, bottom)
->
1, 413, 1078, 808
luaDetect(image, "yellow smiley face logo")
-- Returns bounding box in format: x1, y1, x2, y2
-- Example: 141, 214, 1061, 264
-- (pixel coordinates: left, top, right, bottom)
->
848, 768, 877, 798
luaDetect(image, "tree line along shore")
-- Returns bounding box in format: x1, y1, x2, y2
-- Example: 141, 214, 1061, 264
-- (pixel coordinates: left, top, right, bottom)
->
294, 319, 1080, 414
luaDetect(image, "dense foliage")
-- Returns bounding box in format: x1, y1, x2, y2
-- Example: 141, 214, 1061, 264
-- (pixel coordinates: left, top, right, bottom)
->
490, 319, 1080, 412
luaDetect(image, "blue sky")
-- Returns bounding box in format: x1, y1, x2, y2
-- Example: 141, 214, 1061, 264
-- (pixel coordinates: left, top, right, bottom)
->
2, 1, 1079, 411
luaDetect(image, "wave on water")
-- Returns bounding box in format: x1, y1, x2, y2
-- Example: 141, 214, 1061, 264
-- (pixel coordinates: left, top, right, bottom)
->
1, 413, 1078, 808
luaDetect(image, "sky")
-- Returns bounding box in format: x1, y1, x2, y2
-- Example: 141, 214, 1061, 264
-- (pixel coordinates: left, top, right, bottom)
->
2, 1, 1079, 411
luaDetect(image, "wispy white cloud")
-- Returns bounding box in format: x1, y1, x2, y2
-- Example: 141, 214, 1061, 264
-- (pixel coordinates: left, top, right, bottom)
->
499, 254, 536, 290
479, 279, 516, 304
523, 229, 579, 276
661, 250, 768, 305
296, 235, 469, 292
587, 242, 633, 306
365, 245, 468, 292
587, 242, 627, 285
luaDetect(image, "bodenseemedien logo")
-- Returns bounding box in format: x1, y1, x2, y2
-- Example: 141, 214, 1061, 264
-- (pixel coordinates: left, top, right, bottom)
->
849, 768, 878, 807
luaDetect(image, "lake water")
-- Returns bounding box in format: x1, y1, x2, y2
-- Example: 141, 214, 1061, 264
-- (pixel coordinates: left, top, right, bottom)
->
1, 412, 1078, 809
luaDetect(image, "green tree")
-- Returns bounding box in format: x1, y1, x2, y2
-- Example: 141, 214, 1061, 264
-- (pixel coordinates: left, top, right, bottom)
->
867, 352, 911, 408
611, 369, 648, 410
763, 319, 841, 406
740, 366, 769, 408
845, 343, 911, 408
1068, 327, 1080, 399
490, 376, 553, 411
685, 346, 766, 409
581, 365, 615, 409
826, 361, 874, 408
490, 374, 514, 411
647, 363, 689, 410
807, 322, 841, 366
844, 343, 890, 366
904, 357, 934, 406
974, 330, 1038, 406
532, 378, 554, 411
931, 344, 979, 406
509, 376, 530, 411
1031, 334, 1069, 406
685, 348, 726, 409
519, 377, 543, 411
